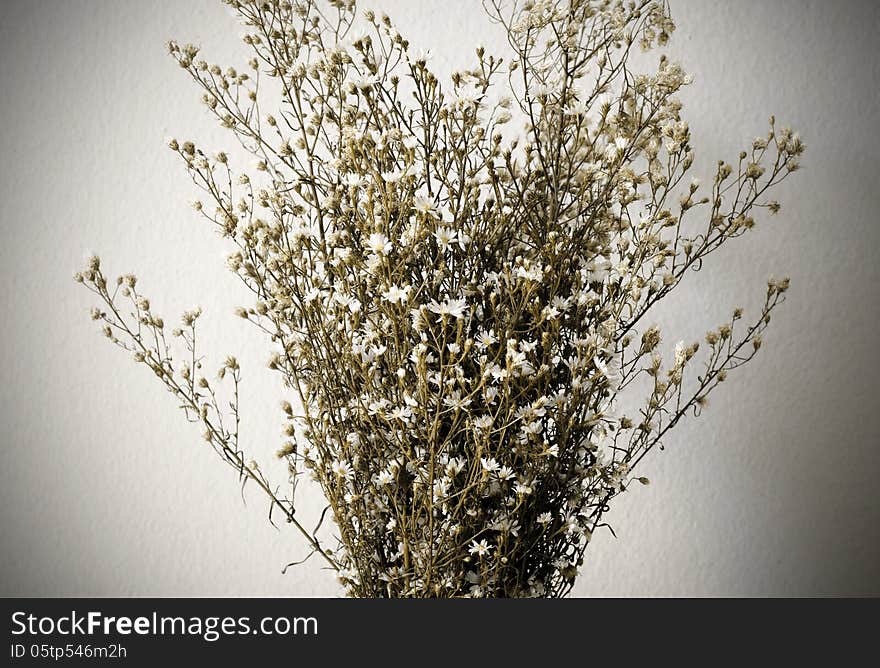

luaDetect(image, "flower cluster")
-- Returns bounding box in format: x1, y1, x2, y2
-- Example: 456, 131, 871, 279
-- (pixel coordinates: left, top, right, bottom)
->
79, 0, 802, 597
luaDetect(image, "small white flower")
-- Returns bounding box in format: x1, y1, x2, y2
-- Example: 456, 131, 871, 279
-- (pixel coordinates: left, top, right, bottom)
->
352, 74, 378, 90
514, 481, 533, 496
490, 517, 521, 535
674, 340, 687, 367
593, 354, 622, 388
426, 298, 467, 320
480, 457, 500, 473
586, 255, 611, 282
445, 457, 466, 476
433, 226, 457, 251
522, 420, 543, 438
532, 83, 552, 98
565, 515, 583, 536
497, 465, 516, 482
331, 460, 354, 481
551, 295, 571, 312
468, 539, 492, 557
443, 391, 472, 410
413, 195, 438, 216
473, 415, 493, 431
477, 329, 498, 348
388, 405, 413, 422
344, 173, 363, 187
514, 264, 544, 282
382, 284, 410, 304
565, 100, 589, 117
366, 232, 391, 255
537, 512, 553, 525
381, 166, 409, 183
412, 48, 432, 64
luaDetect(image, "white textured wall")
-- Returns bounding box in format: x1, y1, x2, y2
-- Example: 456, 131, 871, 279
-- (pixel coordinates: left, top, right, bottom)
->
1, 0, 878, 596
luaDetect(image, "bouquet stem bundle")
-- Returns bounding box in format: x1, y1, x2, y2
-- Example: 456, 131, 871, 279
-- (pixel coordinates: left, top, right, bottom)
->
78, 0, 802, 597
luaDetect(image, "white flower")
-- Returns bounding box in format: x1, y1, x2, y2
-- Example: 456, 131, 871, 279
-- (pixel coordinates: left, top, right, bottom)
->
344, 173, 363, 187
413, 195, 438, 216
477, 329, 498, 348
551, 296, 570, 312
445, 457, 465, 476
468, 539, 492, 557
388, 405, 413, 422
352, 74, 378, 90
382, 284, 410, 304
331, 460, 354, 481
473, 415, 493, 431
366, 232, 391, 255
426, 298, 467, 320
532, 83, 552, 98
537, 512, 553, 525
522, 420, 543, 438
367, 396, 390, 414
506, 349, 534, 375
497, 465, 516, 482
565, 100, 589, 117
490, 517, 521, 535
433, 226, 457, 251
333, 292, 362, 313
381, 166, 409, 183
412, 48, 432, 64
593, 354, 622, 388
674, 340, 687, 368
565, 515, 583, 537
515, 264, 544, 282
432, 477, 450, 502
480, 457, 500, 473
514, 481, 533, 496
586, 255, 611, 282
376, 470, 395, 486
443, 391, 472, 410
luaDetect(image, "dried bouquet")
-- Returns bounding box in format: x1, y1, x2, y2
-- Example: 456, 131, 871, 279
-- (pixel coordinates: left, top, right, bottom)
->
77, 0, 803, 597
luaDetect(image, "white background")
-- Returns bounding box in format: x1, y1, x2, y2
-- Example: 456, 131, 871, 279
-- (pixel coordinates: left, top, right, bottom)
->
1, 0, 878, 596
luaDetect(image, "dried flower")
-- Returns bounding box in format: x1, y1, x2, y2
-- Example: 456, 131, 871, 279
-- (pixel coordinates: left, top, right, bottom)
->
78, 0, 801, 599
